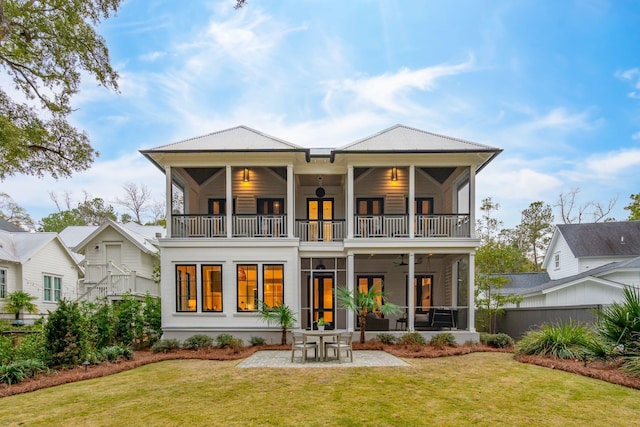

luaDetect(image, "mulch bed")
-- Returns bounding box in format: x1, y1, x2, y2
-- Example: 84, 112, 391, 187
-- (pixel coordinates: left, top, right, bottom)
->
1, 343, 638, 398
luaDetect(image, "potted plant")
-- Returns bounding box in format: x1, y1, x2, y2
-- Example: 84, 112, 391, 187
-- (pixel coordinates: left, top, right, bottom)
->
316, 317, 326, 331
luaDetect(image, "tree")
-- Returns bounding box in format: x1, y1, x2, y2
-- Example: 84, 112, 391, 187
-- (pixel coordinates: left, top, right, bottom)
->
0, 192, 33, 230
476, 197, 504, 245
516, 201, 554, 271
116, 182, 151, 224
336, 286, 400, 344
0, 0, 121, 179
2, 290, 37, 323
624, 193, 640, 221
256, 301, 296, 345
39, 196, 117, 232
556, 188, 617, 224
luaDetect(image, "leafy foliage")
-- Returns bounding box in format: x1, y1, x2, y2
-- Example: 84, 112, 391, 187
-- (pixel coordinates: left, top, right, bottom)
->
39, 197, 117, 232
249, 336, 266, 346
398, 332, 426, 346
151, 339, 180, 354
183, 334, 214, 350
0, 192, 34, 230
430, 333, 456, 348
44, 300, 90, 367
256, 301, 296, 345
624, 193, 640, 221
2, 291, 38, 320
336, 286, 400, 343
513, 201, 554, 270
0, 359, 47, 384
376, 333, 397, 345
480, 333, 514, 348
0, 0, 121, 179
99, 346, 133, 362
516, 322, 598, 360
597, 287, 640, 353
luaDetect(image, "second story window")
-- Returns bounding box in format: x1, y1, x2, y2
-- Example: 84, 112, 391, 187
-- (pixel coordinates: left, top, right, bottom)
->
357, 198, 384, 216
257, 198, 284, 215
554, 253, 560, 269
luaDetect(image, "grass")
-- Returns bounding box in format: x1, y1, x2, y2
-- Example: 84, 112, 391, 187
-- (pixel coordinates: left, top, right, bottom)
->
0, 353, 638, 426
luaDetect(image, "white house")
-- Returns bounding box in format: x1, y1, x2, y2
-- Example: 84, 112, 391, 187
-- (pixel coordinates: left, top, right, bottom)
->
502, 221, 640, 308
59, 221, 163, 301
141, 124, 501, 343
0, 230, 81, 323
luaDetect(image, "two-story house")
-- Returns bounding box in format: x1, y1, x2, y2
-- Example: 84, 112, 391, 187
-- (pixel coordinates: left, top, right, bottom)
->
141, 124, 501, 343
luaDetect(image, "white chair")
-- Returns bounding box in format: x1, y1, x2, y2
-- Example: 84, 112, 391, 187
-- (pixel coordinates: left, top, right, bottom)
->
291, 331, 317, 363
324, 332, 353, 363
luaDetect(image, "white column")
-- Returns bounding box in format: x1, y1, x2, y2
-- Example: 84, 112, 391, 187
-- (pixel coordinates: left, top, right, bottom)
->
469, 166, 476, 238
347, 165, 354, 239
468, 253, 476, 332
347, 253, 355, 331
409, 165, 415, 238
408, 252, 415, 330
165, 165, 172, 237
287, 164, 294, 238
226, 166, 233, 238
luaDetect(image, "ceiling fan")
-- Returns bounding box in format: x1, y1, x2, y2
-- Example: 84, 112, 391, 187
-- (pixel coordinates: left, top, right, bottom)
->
393, 254, 421, 267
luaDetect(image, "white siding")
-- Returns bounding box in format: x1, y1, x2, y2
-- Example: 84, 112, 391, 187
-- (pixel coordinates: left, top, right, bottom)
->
22, 239, 78, 317
545, 282, 623, 306
547, 235, 579, 280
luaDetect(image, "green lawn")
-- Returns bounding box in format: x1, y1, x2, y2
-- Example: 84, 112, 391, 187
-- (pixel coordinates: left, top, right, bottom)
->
0, 353, 637, 426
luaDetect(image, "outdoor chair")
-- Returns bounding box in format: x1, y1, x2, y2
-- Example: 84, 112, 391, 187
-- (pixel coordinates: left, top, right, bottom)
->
324, 331, 353, 363
290, 331, 317, 363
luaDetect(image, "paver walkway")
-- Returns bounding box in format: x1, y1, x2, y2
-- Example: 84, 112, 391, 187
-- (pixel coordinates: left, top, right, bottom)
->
236, 350, 410, 368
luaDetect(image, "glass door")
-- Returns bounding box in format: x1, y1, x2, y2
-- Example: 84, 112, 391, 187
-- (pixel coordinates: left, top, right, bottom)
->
312, 274, 334, 328
308, 198, 333, 241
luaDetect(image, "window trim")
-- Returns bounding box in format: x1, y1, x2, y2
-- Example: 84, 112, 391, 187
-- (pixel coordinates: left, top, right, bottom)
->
356, 197, 384, 215
175, 264, 197, 312
201, 264, 223, 312
554, 252, 561, 269
0, 269, 6, 299
43, 274, 62, 302
237, 264, 258, 312
262, 264, 284, 308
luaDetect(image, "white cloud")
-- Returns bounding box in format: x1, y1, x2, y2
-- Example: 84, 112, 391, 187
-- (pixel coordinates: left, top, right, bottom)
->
139, 51, 167, 61
632, 131, 640, 140
518, 108, 602, 133
322, 56, 476, 114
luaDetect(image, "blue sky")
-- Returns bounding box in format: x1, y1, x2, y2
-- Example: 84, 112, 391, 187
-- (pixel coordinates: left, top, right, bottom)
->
5, 0, 640, 227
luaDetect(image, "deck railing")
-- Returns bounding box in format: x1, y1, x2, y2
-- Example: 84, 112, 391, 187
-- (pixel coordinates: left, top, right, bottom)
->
354, 214, 470, 238
295, 220, 345, 242
233, 214, 287, 237
172, 214, 226, 238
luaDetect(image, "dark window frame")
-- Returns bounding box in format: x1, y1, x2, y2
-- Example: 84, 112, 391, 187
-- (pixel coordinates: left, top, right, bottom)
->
201, 264, 223, 312
262, 264, 284, 308
176, 264, 197, 312
237, 264, 258, 312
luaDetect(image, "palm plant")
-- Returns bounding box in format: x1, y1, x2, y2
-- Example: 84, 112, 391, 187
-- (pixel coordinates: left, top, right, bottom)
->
256, 301, 296, 345
3, 291, 38, 324
597, 286, 640, 353
515, 321, 599, 360
336, 286, 400, 343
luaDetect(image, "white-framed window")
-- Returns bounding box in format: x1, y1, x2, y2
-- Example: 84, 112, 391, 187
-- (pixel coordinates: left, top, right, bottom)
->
0, 269, 6, 299
44, 275, 62, 302
554, 252, 560, 269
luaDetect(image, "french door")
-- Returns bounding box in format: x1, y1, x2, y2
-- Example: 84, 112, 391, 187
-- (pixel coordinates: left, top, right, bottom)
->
312, 274, 334, 328
308, 198, 333, 241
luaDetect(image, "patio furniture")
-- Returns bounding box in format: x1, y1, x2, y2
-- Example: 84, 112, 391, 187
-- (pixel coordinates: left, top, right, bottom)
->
301, 329, 342, 360
291, 331, 318, 363
364, 312, 389, 331
324, 331, 354, 363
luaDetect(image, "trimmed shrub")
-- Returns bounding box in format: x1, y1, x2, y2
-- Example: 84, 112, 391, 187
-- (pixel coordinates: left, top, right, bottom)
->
44, 300, 90, 367
151, 339, 180, 354
430, 333, 456, 348
216, 333, 236, 349
516, 321, 597, 360
376, 333, 397, 345
227, 338, 244, 353
100, 346, 134, 362
398, 332, 426, 346
183, 334, 214, 350
249, 336, 266, 346
481, 333, 514, 348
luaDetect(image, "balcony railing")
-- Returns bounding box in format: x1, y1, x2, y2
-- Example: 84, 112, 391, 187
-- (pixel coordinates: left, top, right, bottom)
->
296, 220, 345, 242
170, 213, 470, 239
354, 214, 470, 238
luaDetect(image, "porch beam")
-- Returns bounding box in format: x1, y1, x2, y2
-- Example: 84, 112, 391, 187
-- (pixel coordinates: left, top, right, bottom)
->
347, 253, 355, 331
409, 165, 415, 238
347, 165, 354, 239
287, 164, 294, 238
408, 252, 415, 330
468, 252, 476, 332
165, 165, 172, 237
226, 165, 233, 238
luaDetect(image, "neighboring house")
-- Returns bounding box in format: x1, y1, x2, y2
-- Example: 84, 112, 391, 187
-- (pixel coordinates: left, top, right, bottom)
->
141, 124, 501, 342
502, 221, 640, 308
0, 230, 81, 323
59, 221, 163, 302
0, 218, 25, 232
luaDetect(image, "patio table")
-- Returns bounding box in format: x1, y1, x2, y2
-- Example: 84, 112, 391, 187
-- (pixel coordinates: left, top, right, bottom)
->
300, 329, 344, 360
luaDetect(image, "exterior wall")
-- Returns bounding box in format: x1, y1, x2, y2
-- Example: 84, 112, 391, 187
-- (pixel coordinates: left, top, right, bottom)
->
577, 257, 632, 274
547, 235, 579, 280
21, 239, 78, 319
160, 241, 299, 340
84, 228, 154, 278
544, 282, 623, 306
295, 183, 346, 221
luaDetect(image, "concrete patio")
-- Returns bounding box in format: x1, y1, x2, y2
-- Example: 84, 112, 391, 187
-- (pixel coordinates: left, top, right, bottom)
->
236, 350, 410, 368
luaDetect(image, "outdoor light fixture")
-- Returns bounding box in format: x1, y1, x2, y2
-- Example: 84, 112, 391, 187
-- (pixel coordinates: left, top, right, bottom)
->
391, 167, 398, 181
243, 168, 250, 182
